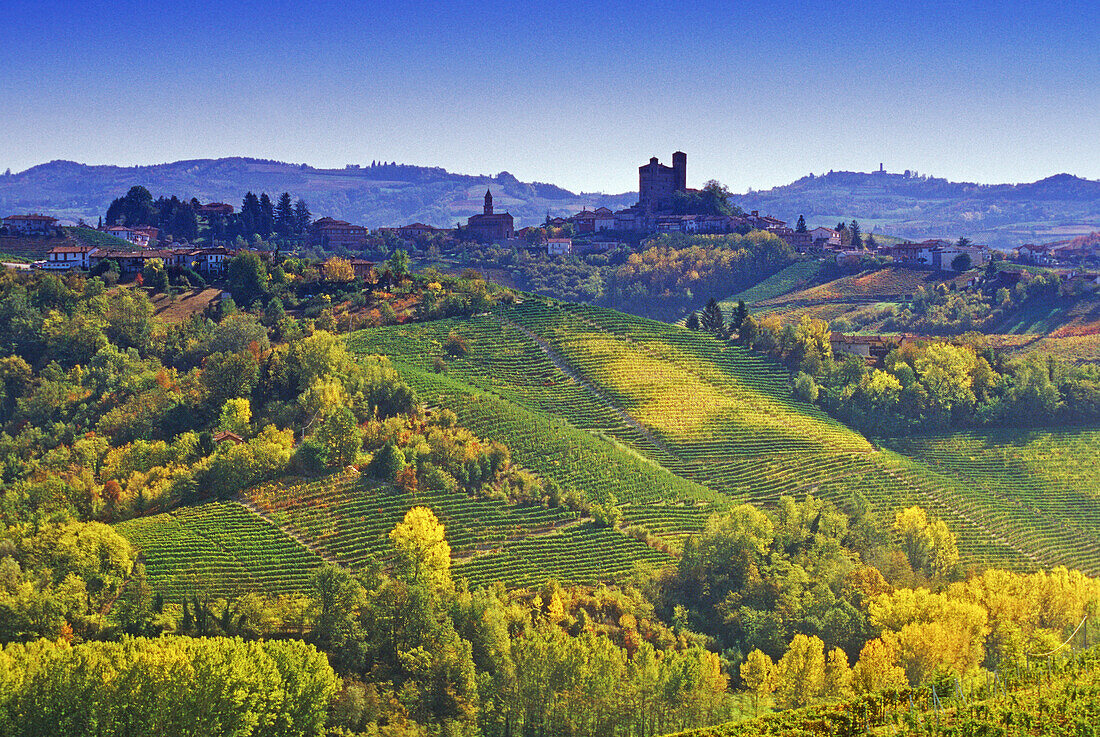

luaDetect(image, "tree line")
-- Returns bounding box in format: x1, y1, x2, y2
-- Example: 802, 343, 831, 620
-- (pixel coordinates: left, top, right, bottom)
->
104, 185, 313, 244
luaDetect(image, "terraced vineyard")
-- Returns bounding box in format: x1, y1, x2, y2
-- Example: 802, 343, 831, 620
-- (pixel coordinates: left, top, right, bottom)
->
245, 474, 574, 567
118, 300, 1100, 598
114, 502, 322, 601
353, 301, 1040, 573
886, 429, 1100, 575
719, 260, 827, 309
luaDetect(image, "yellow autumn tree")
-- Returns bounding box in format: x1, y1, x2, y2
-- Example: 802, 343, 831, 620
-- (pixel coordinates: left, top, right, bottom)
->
323, 256, 355, 283
775, 634, 825, 709
740, 648, 776, 716
894, 506, 959, 578
868, 587, 989, 684
823, 647, 853, 701
851, 637, 907, 693
389, 506, 452, 591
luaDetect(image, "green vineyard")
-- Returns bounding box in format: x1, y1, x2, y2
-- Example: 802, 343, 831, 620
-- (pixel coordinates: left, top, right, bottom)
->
118, 299, 1100, 599
114, 502, 322, 601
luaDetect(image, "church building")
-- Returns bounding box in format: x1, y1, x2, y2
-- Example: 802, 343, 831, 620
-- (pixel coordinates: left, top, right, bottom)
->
465, 190, 514, 242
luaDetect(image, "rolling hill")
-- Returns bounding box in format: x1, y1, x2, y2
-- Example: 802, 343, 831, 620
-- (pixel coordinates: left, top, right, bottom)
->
4, 158, 1100, 245
115, 299, 1100, 602
0, 158, 634, 229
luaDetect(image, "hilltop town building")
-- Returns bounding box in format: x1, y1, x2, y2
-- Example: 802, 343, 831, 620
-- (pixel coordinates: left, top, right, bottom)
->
311, 217, 368, 248
3, 214, 58, 235
638, 152, 687, 211
465, 190, 514, 243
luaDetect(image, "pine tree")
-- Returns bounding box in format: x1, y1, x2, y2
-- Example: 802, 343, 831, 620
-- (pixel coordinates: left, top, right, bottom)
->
294, 199, 312, 236
796, 214, 807, 233
849, 220, 863, 250
732, 300, 749, 331
699, 298, 724, 334
241, 192, 261, 237
258, 193, 275, 237
274, 192, 295, 237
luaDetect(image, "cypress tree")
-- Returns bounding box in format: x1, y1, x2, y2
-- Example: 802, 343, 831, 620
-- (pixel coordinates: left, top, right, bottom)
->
796, 215, 807, 233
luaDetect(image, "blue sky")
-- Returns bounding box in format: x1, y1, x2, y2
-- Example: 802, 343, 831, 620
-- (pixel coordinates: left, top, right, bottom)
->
2, 0, 1098, 193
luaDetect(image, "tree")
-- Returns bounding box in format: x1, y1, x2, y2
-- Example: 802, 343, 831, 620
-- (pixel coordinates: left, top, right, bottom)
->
294, 198, 312, 236
105, 185, 156, 226
795, 215, 807, 233
685, 311, 700, 331
775, 634, 826, 709
849, 220, 863, 250
823, 647, 853, 701
851, 637, 907, 693
141, 258, 169, 293
386, 249, 409, 280
309, 563, 362, 653
323, 256, 355, 283
240, 192, 262, 237
258, 193, 275, 237
315, 406, 361, 467
951, 253, 973, 272
274, 192, 295, 237
699, 298, 724, 334
217, 397, 251, 436
732, 300, 749, 332
740, 649, 776, 716
893, 506, 959, 578
390, 506, 452, 590
226, 251, 269, 306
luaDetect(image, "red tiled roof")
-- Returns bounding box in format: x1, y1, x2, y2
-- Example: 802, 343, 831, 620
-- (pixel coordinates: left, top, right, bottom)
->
4, 214, 57, 222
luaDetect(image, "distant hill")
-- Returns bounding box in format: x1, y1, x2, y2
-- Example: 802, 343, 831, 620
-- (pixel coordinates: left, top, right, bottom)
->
4, 158, 1100, 245
737, 170, 1100, 247
0, 158, 636, 229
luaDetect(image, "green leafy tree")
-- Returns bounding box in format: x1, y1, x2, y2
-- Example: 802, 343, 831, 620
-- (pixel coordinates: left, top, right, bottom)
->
315, 405, 361, 467
226, 251, 270, 306
386, 249, 410, 280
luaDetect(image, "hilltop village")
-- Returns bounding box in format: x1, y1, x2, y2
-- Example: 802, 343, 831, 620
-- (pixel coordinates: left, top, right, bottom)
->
5, 152, 1100, 280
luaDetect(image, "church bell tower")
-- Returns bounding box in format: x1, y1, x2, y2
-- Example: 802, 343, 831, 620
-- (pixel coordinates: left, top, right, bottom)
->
484, 189, 494, 216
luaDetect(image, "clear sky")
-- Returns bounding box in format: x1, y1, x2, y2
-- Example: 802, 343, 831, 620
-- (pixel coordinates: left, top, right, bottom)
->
2, 0, 1098, 193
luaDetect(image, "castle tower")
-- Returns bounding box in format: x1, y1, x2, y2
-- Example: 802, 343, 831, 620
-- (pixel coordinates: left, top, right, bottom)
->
672, 151, 687, 192
484, 189, 494, 216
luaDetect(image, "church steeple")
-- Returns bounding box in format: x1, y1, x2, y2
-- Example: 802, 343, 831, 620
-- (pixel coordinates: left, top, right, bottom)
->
484, 189, 494, 216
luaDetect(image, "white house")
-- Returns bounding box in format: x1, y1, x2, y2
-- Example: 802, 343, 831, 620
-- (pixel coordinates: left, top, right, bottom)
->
593, 207, 616, 231
105, 226, 151, 248
546, 238, 572, 256
809, 227, 841, 247
45, 245, 95, 270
